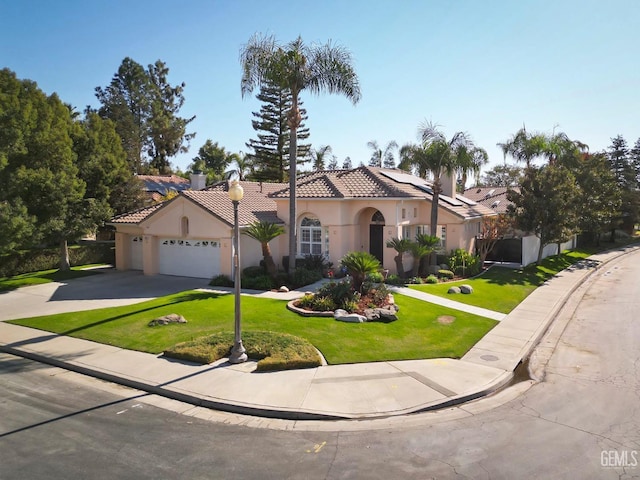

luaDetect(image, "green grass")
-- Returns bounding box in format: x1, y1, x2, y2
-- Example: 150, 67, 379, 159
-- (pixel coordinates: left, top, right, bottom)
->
409, 249, 596, 313
8, 291, 497, 365
0, 266, 104, 292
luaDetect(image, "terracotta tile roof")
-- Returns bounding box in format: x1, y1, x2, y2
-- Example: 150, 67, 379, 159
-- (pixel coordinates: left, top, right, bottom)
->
109, 203, 165, 224
182, 189, 283, 227
270, 166, 496, 219
463, 186, 519, 214
205, 180, 288, 195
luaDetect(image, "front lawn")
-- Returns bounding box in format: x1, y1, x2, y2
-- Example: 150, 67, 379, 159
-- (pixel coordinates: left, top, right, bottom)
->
8, 291, 497, 365
0, 266, 104, 292
409, 249, 594, 313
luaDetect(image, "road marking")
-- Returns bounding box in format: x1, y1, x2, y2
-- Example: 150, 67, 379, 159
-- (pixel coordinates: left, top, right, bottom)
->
306, 441, 326, 453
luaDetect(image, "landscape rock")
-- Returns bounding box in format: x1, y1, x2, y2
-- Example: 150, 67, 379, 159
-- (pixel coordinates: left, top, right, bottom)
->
460, 284, 474, 294
334, 309, 366, 323
447, 286, 461, 294
278, 285, 290, 292
148, 313, 187, 327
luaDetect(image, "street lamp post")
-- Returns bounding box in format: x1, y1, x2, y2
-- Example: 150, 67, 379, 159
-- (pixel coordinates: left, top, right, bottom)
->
228, 180, 247, 364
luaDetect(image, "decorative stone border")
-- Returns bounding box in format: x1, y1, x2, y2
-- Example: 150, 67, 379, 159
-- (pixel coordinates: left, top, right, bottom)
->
286, 300, 334, 317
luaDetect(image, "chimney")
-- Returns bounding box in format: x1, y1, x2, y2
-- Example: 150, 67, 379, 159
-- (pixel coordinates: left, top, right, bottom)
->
440, 173, 457, 198
190, 172, 207, 191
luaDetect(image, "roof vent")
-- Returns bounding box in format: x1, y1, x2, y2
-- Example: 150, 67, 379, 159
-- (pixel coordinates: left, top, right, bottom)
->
484, 189, 496, 198
491, 200, 501, 208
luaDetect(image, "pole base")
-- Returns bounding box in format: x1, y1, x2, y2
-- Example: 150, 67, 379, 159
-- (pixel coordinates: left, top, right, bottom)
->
229, 342, 248, 364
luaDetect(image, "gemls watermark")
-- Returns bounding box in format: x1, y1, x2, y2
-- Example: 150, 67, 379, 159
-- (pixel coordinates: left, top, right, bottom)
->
601, 450, 638, 468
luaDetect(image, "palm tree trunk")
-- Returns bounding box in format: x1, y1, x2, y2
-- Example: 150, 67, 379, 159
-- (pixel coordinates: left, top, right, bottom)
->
394, 254, 405, 278
262, 243, 276, 277
287, 97, 300, 277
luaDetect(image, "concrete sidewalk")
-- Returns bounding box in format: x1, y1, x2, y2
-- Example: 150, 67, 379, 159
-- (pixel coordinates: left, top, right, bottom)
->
1, 245, 638, 420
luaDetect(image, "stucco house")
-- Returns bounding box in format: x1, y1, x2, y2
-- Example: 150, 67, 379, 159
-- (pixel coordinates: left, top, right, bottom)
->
109, 166, 496, 279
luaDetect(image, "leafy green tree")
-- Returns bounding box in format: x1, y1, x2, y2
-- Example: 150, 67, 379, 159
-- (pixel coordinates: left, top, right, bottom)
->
310, 145, 334, 171
245, 79, 310, 182
0, 199, 35, 254
399, 121, 482, 261
607, 135, 639, 234
574, 153, 621, 245
507, 165, 580, 263
187, 139, 236, 184
479, 164, 523, 187
146, 60, 196, 173
240, 34, 361, 275
243, 221, 285, 277
385, 237, 412, 278
341, 156, 352, 170
0, 69, 100, 269
367, 140, 398, 168
71, 111, 144, 216
95, 57, 194, 174
340, 251, 381, 291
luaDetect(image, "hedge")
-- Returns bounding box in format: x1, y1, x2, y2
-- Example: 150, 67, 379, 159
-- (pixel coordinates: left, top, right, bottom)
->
0, 243, 115, 278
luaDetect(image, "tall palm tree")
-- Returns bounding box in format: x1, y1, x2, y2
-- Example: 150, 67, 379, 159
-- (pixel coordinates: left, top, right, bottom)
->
224, 152, 253, 181
367, 140, 398, 168
399, 121, 480, 255
242, 221, 285, 277
459, 146, 488, 189
310, 145, 334, 170
240, 34, 361, 276
497, 127, 547, 168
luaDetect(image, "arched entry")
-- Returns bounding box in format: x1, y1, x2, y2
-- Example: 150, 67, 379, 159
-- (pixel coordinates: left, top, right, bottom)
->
369, 210, 385, 264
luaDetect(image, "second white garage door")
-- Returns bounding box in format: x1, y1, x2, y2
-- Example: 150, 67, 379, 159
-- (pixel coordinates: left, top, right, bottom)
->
158, 238, 221, 279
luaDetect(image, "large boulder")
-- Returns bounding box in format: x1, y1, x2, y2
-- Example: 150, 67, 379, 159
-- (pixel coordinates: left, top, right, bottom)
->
460, 284, 474, 294
447, 286, 461, 294
334, 309, 366, 323
148, 313, 187, 327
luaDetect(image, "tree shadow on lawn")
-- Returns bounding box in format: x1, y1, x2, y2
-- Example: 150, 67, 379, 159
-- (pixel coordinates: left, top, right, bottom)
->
483, 254, 597, 287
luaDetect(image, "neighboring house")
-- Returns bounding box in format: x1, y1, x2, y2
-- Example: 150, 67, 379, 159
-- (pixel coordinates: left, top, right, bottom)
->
109, 166, 496, 279
136, 173, 207, 203
463, 185, 576, 266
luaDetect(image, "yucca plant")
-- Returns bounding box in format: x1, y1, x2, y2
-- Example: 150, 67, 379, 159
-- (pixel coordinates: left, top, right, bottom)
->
340, 251, 381, 292
243, 221, 285, 277
385, 237, 412, 278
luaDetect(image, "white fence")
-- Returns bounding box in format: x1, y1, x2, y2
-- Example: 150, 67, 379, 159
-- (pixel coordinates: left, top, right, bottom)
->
521, 235, 577, 266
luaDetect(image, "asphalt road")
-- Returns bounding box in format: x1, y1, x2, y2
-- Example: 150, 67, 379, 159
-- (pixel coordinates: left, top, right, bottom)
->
1, 249, 639, 479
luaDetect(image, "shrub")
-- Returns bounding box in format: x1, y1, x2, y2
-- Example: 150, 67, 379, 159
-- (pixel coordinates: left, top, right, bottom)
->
0, 244, 115, 278
242, 265, 265, 277
425, 274, 438, 284
209, 274, 234, 287
385, 274, 406, 286
447, 249, 481, 277
316, 279, 355, 308
366, 271, 384, 284
163, 330, 322, 371
291, 267, 322, 288
409, 276, 424, 284
438, 269, 455, 280
310, 296, 336, 312
367, 283, 391, 305
340, 251, 381, 291
301, 254, 332, 273
241, 274, 274, 291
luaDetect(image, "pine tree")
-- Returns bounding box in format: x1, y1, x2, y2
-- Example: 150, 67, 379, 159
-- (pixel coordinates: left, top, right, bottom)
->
245, 80, 310, 182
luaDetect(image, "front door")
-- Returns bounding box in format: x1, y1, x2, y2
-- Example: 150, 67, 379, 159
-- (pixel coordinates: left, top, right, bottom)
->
369, 224, 384, 264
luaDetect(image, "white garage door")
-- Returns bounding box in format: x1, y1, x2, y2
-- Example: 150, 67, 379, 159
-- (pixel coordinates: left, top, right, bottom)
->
158, 238, 221, 279
130, 236, 143, 270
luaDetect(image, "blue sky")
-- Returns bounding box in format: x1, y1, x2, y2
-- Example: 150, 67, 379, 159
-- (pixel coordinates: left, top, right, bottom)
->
2, 0, 639, 177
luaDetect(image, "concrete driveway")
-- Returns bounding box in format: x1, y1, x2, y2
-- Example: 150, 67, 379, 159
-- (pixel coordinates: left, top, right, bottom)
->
0, 268, 211, 321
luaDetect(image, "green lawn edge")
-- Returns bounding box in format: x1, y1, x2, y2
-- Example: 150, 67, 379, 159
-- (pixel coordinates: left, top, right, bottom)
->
8, 291, 497, 365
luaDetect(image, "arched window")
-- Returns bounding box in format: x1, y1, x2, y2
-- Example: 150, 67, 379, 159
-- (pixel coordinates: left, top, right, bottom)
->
181, 216, 189, 237
371, 210, 385, 224
300, 216, 322, 255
